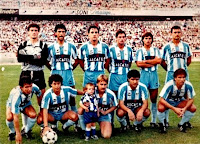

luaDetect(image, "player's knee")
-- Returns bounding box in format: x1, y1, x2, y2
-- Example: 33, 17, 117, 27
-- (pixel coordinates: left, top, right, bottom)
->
117, 109, 125, 118
143, 108, 151, 117
37, 115, 43, 125
189, 105, 196, 113
70, 113, 78, 121
29, 112, 37, 119
78, 107, 84, 115
157, 104, 165, 112
102, 133, 111, 139
6, 114, 13, 122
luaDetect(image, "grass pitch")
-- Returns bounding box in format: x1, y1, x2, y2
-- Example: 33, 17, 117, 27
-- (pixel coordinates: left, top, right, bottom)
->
0, 62, 200, 144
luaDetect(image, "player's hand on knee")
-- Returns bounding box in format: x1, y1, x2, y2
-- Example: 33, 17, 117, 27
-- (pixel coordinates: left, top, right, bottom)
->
136, 110, 143, 121
127, 109, 135, 121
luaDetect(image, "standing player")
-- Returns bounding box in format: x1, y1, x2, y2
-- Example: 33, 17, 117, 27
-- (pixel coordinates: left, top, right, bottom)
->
135, 32, 161, 127
46, 24, 79, 131
161, 25, 192, 126
17, 23, 48, 131
157, 68, 196, 133
108, 29, 133, 130
37, 74, 84, 135
78, 25, 110, 87
117, 69, 150, 132
108, 29, 134, 95
6, 76, 41, 143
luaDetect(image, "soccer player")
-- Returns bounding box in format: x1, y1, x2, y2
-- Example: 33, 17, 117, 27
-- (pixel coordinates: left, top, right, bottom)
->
108, 29, 134, 95
157, 68, 196, 133
135, 32, 161, 127
37, 74, 84, 135
161, 25, 192, 126
6, 76, 41, 143
78, 25, 110, 87
46, 24, 79, 130
79, 83, 99, 141
17, 23, 48, 131
117, 69, 150, 132
78, 75, 118, 139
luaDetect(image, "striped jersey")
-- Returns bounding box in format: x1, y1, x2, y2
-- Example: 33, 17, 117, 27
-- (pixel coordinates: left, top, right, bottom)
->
118, 82, 148, 101
41, 86, 77, 114
135, 46, 161, 71
162, 41, 191, 72
159, 80, 195, 100
78, 41, 110, 71
96, 88, 118, 111
80, 93, 98, 112
48, 41, 77, 70
109, 44, 134, 75
8, 84, 41, 114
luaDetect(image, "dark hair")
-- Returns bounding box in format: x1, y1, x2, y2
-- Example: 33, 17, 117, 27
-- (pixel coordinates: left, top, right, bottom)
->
171, 25, 181, 33
19, 76, 32, 87
88, 25, 99, 33
173, 68, 187, 78
54, 24, 67, 32
27, 23, 40, 31
116, 29, 126, 37
127, 69, 140, 79
48, 74, 63, 87
142, 32, 153, 45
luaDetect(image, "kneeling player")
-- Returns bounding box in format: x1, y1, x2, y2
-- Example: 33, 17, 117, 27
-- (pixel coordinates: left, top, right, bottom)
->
6, 76, 41, 143
157, 68, 196, 133
117, 69, 150, 132
37, 74, 84, 135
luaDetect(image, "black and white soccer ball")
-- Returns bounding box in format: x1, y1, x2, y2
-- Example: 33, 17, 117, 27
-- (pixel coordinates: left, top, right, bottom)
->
42, 130, 58, 144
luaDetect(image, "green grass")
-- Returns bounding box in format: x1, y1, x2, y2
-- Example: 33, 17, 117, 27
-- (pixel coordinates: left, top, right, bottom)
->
0, 62, 200, 144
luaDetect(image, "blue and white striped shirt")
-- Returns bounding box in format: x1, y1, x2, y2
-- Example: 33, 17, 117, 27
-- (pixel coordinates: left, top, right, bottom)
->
135, 46, 161, 71
78, 41, 110, 71
109, 44, 134, 75
48, 41, 77, 70
96, 88, 118, 111
8, 84, 41, 114
118, 82, 148, 101
41, 86, 77, 114
159, 80, 195, 100
80, 93, 98, 112
162, 41, 191, 73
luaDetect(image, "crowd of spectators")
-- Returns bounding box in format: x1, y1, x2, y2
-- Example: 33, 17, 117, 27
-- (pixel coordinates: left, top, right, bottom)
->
1, 0, 199, 10
0, 19, 199, 53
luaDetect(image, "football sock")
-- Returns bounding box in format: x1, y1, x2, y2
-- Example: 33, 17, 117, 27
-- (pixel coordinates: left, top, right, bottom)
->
179, 111, 195, 125
71, 106, 78, 113
157, 111, 165, 125
63, 120, 75, 129
78, 114, 86, 130
165, 109, 170, 122
6, 120, 15, 133
21, 113, 28, 129
117, 116, 127, 126
25, 117, 36, 133
151, 102, 157, 123
85, 127, 91, 137
91, 126, 96, 136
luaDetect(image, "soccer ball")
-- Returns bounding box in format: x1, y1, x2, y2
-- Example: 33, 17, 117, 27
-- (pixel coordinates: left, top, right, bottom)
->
42, 130, 58, 144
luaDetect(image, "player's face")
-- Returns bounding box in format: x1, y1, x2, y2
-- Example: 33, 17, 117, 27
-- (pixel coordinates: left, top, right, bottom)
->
51, 81, 61, 94
28, 27, 39, 40
116, 33, 126, 46
97, 81, 107, 93
86, 85, 95, 95
21, 83, 33, 95
175, 74, 186, 87
128, 77, 139, 90
171, 29, 182, 41
55, 28, 66, 41
88, 28, 99, 42
143, 36, 152, 47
